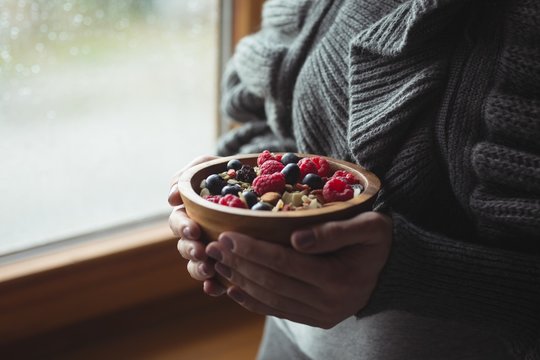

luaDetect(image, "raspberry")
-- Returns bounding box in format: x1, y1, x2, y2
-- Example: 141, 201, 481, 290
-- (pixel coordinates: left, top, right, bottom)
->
298, 158, 318, 179
323, 177, 354, 202
259, 159, 284, 175
204, 195, 222, 203
257, 150, 276, 166
252, 172, 286, 195
310, 156, 330, 177
332, 170, 359, 184
236, 165, 257, 183
275, 154, 283, 162
218, 194, 247, 208
227, 169, 236, 178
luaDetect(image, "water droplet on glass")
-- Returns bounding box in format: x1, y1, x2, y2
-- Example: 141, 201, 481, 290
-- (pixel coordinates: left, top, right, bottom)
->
73, 14, 83, 25
69, 47, 79, 56
31, 65, 40, 74
10, 27, 20, 39
63, 3, 73, 12
1, 50, 11, 62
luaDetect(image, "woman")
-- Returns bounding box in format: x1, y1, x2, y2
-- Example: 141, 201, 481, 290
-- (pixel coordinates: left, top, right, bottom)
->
169, 0, 540, 358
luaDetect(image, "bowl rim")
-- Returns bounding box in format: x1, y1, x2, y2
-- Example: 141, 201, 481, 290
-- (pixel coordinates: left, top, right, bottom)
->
178, 153, 380, 219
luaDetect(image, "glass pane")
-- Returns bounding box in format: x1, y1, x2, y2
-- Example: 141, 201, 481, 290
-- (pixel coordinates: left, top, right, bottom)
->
0, 0, 218, 255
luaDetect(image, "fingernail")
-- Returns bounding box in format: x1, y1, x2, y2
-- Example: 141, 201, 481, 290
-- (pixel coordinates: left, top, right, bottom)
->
294, 229, 315, 249
168, 185, 177, 202
183, 227, 193, 239
215, 263, 231, 279
206, 247, 222, 262
219, 235, 234, 251
199, 263, 210, 276
189, 247, 196, 259
228, 288, 244, 303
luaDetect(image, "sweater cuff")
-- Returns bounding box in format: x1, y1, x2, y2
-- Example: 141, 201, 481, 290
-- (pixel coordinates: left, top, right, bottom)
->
362, 212, 540, 359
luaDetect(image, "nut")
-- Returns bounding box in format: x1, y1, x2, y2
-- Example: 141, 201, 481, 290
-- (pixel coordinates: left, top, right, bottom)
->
260, 192, 281, 205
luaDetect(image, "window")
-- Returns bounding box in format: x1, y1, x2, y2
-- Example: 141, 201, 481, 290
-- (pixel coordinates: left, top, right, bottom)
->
0, 0, 219, 256
0, 0, 265, 346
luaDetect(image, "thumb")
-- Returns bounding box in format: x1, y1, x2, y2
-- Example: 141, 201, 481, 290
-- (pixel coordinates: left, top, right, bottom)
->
291, 212, 390, 254
168, 184, 183, 206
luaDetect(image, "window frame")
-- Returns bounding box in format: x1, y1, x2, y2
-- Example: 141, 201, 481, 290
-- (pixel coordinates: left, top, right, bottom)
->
0, 0, 264, 345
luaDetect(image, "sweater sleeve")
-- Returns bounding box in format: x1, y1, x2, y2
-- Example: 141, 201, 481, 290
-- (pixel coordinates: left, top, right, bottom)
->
218, 0, 313, 155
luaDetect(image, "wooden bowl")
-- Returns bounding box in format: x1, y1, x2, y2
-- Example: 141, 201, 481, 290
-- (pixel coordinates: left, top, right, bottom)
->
178, 154, 380, 245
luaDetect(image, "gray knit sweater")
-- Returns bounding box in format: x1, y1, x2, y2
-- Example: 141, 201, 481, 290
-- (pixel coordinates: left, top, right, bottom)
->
219, 0, 540, 359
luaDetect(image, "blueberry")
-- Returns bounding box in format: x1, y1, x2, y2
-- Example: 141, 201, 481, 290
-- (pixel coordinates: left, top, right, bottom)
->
227, 159, 243, 171
281, 152, 301, 166
242, 190, 258, 208
302, 173, 324, 189
206, 174, 226, 195
281, 163, 301, 185
221, 184, 242, 196
252, 202, 273, 211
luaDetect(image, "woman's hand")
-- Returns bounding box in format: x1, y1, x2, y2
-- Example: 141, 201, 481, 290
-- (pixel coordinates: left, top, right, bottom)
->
205, 211, 392, 328
168, 155, 227, 296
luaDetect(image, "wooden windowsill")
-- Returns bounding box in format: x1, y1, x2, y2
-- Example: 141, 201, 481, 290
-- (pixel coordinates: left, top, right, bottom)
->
3, 289, 265, 359
0, 220, 199, 345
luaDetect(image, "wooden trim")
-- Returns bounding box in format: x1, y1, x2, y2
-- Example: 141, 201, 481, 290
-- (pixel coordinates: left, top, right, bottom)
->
233, 0, 265, 46
2, 290, 265, 359
0, 221, 198, 345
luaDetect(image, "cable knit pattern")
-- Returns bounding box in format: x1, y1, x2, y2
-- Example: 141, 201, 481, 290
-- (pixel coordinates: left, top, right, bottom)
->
351, 0, 464, 56
219, 0, 540, 358
468, 0, 540, 252
472, 142, 540, 194
347, 49, 445, 174
484, 94, 540, 153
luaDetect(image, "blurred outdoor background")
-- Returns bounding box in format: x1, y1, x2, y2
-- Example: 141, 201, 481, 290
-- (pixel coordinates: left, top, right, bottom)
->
0, 0, 219, 255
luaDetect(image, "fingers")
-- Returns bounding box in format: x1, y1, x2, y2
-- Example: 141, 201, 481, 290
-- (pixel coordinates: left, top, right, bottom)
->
203, 279, 227, 297
177, 238, 207, 262
212, 252, 321, 307
170, 206, 217, 283
168, 155, 219, 206
168, 184, 182, 206
187, 258, 215, 280
225, 286, 336, 329
207, 233, 328, 287
169, 206, 201, 240
291, 211, 393, 254
167, 155, 225, 297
